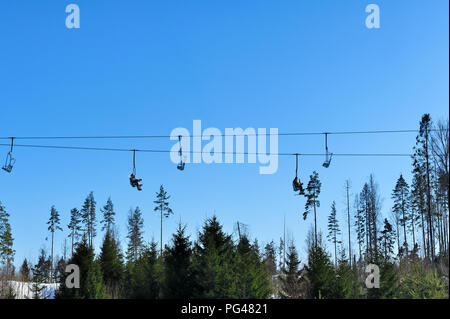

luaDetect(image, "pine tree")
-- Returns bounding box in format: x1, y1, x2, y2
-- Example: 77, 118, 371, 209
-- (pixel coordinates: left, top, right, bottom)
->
391, 174, 410, 256
100, 197, 116, 233
0, 202, 15, 278
279, 242, 303, 299
327, 201, 341, 267
303, 171, 321, 247
47, 205, 62, 282
126, 207, 144, 263
81, 192, 97, 249
344, 180, 352, 267
412, 114, 435, 260
68, 208, 82, 258
154, 185, 173, 256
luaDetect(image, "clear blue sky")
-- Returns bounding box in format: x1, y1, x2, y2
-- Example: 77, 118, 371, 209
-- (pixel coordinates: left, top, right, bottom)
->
0, 0, 448, 267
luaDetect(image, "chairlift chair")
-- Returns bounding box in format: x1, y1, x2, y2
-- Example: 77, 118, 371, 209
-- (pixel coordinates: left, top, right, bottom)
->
2, 152, 15, 173
322, 133, 333, 168
129, 150, 143, 191
2, 138, 15, 173
292, 154, 305, 195
177, 135, 185, 171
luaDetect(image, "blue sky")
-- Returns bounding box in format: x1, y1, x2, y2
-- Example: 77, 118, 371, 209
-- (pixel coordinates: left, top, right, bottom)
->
0, 0, 448, 267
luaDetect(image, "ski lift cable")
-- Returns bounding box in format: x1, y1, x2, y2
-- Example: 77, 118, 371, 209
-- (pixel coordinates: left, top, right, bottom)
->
0, 143, 413, 157
0, 129, 445, 140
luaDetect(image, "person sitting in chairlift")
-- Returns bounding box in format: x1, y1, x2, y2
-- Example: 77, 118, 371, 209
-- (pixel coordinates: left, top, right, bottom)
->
293, 177, 305, 195
129, 173, 143, 191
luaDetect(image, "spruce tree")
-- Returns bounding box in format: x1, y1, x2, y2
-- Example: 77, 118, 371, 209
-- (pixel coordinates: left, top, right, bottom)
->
99, 230, 123, 298
20, 258, 31, 282
125, 241, 161, 299
163, 224, 195, 298
379, 218, 395, 261
192, 216, 235, 298
279, 242, 303, 299
305, 234, 336, 299
233, 235, 271, 298
85, 260, 108, 299
34, 249, 51, 284
57, 237, 101, 299
263, 241, 277, 277
55, 257, 66, 284
31, 264, 46, 299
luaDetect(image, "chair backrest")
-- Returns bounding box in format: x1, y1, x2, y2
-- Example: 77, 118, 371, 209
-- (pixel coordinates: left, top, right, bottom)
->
2, 154, 15, 173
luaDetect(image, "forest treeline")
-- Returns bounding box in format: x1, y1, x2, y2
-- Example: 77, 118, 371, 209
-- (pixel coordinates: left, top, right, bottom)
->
0, 114, 448, 299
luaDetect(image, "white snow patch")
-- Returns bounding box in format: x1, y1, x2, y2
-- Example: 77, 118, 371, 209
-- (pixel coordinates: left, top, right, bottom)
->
8, 281, 59, 299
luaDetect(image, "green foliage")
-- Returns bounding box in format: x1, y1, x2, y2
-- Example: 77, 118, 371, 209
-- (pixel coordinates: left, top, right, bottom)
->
99, 230, 123, 298
56, 238, 107, 299
126, 207, 144, 263
192, 216, 235, 298
81, 192, 97, 248
124, 241, 161, 299
233, 235, 271, 298
85, 260, 108, 299
398, 263, 448, 299
279, 242, 303, 299
163, 224, 195, 298
334, 250, 361, 299
0, 202, 14, 270
366, 257, 399, 299
100, 197, 116, 233
306, 244, 336, 299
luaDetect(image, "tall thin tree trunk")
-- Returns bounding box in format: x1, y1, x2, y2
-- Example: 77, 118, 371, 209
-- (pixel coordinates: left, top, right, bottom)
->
402, 194, 408, 256
425, 128, 434, 260
346, 181, 351, 267
421, 211, 427, 259
411, 208, 416, 249
313, 188, 317, 247
71, 232, 74, 258
160, 206, 163, 256
51, 231, 54, 283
